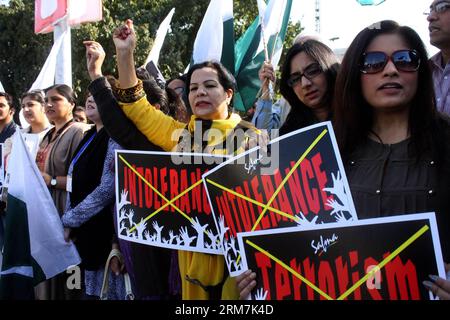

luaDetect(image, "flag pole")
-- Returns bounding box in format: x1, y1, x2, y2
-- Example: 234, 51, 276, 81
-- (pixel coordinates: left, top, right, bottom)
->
257, 8, 274, 101
259, 15, 270, 62
265, 0, 289, 101
53, 16, 72, 87
268, 0, 285, 62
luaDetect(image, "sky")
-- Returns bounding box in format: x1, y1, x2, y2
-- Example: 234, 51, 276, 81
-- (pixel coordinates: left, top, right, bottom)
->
290, 0, 438, 56
0, 0, 437, 55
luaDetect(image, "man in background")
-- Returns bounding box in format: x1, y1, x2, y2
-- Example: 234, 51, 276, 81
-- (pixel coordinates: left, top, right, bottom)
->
427, 0, 450, 115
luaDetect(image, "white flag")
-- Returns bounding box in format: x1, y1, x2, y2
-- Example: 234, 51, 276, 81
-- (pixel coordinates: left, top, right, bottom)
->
0, 132, 80, 298
256, 0, 290, 65
144, 8, 175, 67
192, 0, 233, 64
29, 29, 67, 91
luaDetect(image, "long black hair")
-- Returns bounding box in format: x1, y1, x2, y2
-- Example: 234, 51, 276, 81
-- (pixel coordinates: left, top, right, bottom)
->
333, 20, 440, 161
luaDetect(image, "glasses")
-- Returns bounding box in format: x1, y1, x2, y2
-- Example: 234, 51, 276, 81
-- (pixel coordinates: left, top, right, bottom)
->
360, 50, 420, 74
424, 1, 450, 15
287, 63, 323, 87
173, 86, 184, 96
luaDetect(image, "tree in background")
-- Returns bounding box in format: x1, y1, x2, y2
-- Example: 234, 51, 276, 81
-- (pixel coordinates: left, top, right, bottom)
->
0, 0, 300, 106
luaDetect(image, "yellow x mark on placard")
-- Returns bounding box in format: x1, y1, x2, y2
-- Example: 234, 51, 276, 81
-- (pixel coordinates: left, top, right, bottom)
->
121, 127, 327, 243
119, 154, 201, 233
245, 225, 430, 300
206, 128, 328, 266
206, 128, 328, 233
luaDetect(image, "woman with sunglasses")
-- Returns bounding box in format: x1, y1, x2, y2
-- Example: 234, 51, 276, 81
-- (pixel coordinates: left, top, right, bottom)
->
237, 20, 450, 300
253, 39, 340, 135
333, 20, 450, 299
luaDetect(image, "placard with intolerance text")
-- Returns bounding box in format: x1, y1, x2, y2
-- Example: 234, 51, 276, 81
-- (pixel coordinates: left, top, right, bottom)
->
115, 150, 226, 254
203, 122, 358, 275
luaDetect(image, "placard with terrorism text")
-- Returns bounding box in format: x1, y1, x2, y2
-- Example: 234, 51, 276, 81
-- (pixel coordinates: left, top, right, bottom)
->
115, 150, 226, 254
237, 212, 446, 300
203, 122, 357, 275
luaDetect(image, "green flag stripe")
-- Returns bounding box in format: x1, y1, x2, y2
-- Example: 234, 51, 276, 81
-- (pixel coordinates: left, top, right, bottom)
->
0, 194, 46, 292
1, 195, 32, 271
233, 23, 263, 112
233, 0, 293, 112
221, 18, 235, 74
235, 19, 260, 71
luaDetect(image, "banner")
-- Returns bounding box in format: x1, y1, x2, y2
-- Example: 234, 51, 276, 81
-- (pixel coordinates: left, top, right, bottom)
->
35, 0, 67, 34
115, 150, 227, 254
203, 122, 357, 275
35, 0, 102, 34
237, 212, 446, 300
67, 0, 102, 26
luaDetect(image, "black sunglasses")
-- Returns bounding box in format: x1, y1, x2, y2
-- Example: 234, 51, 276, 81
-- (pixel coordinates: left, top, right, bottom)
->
287, 63, 323, 87
360, 50, 421, 74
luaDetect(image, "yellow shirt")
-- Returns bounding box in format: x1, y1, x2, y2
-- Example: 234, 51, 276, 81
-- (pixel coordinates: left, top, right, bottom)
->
120, 96, 256, 300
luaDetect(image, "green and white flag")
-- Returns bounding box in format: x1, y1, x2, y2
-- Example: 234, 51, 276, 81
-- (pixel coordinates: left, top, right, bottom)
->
0, 132, 80, 299
234, 0, 292, 112
191, 0, 234, 74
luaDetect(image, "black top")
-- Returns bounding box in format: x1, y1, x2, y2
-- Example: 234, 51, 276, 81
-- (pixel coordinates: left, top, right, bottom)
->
345, 126, 450, 262
88, 77, 163, 151
88, 77, 172, 298
69, 127, 114, 270
0, 120, 16, 143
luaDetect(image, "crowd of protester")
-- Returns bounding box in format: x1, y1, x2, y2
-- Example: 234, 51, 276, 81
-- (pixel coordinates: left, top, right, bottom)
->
0, 0, 449, 300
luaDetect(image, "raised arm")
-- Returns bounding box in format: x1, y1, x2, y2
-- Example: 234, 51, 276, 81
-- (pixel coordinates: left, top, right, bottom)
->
84, 40, 163, 151
251, 62, 282, 131
88, 77, 163, 151
111, 20, 186, 151
84, 40, 105, 81
113, 19, 138, 89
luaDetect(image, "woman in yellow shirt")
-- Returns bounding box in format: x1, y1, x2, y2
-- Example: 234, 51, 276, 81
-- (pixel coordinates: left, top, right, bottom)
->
111, 20, 262, 300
